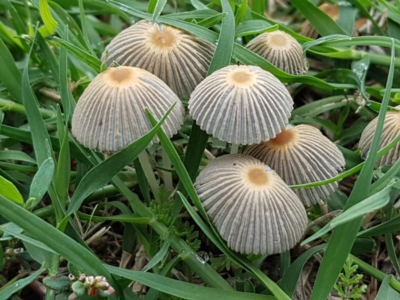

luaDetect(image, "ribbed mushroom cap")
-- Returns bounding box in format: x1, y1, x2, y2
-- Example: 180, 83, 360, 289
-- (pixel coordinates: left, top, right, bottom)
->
101, 20, 215, 99
194, 154, 308, 255
246, 30, 308, 75
244, 124, 345, 207
359, 108, 400, 166
188, 65, 293, 145
71, 66, 185, 152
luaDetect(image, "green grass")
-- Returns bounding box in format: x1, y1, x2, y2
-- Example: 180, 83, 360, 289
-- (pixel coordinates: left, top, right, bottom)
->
1, 0, 400, 299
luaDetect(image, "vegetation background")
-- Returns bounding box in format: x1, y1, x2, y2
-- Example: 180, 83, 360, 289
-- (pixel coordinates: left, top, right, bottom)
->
1, 0, 400, 299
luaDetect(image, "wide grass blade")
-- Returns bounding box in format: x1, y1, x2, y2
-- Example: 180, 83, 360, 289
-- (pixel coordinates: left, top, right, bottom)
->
0, 266, 44, 299
0, 37, 22, 103
0, 195, 117, 290
105, 265, 276, 300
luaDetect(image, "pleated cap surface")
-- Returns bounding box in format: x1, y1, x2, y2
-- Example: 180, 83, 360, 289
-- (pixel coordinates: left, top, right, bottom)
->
188, 65, 293, 145
71, 66, 185, 152
194, 154, 307, 255
359, 108, 400, 166
246, 30, 308, 75
101, 20, 215, 99
244, 125, 345, 207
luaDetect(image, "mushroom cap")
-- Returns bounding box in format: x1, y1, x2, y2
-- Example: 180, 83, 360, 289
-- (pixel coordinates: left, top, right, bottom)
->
246, 30, 308, 75
188, 65, 293, 145
101, 20, 215, 99
244, 124, 345, 207
359, 108, 400, 166
194, 154, 308, 255
71, 66, 185, 152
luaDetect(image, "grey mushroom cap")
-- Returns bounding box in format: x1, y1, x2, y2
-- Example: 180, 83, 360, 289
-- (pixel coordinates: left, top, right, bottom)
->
71, 66, 185, 152
101, 20, 215, 99
244, 124, 345, 207
188, 65, 293, 145
359, 107, 400, 166
194, 154, 308, 255
246, 30, 308, 75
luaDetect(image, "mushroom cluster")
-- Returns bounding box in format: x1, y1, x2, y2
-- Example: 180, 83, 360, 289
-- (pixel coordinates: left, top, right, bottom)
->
71, 20, 346, 257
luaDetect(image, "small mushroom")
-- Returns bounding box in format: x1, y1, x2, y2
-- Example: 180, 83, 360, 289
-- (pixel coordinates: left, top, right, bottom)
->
244, 124, 345, 207
71, 66, 185, 152
188, 65, 293, 145
359, 107, 400, 166
101, 20, 215, 99
194, 154, 308, 255
246, 30, 308, 75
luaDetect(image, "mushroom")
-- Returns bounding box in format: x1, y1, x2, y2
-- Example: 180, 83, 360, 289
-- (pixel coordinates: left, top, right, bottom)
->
71, 66, 185, 152
101, 20, 216, 99
188, 65, 293, 145
246, 30, 308, 75
244, 124, 345, 207
359, 107, 400, 166
194, 154, 308, 255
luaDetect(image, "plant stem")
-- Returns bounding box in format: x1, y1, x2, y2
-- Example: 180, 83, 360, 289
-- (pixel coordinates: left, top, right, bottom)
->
0, 97, 56, 119
350, 254, 400, 292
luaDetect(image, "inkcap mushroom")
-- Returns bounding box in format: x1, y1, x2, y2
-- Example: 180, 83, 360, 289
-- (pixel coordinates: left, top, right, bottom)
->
101, 20, 215, 99
246, 30, 308, 75
244, 124, 345, 207
194, 154, 308, 255
188, 65, 293, 145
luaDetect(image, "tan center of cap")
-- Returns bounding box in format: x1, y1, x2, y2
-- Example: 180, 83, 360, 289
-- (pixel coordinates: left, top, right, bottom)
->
103, 67, 140, 87
247, 168, 269, 186
269, 33, 288, 48
150, 27, 177, 49
267, 127, 297, 149
227, 70, 256, 87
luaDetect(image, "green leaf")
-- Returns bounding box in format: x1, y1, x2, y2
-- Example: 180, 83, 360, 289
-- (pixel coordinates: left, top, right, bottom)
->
376, 275, 400, 299
26, 157, 55, 210
0, 195, 116, 288
235, 20, 277, 37
39, 0, 58, 36
0, 150, 36, 164
251, 0, 266, 15
289, 0, 348, 36
208, 0, 235, 74
0, 176, 24, 205
358, 216, 400, 237
142, 238, 171, 272
105, 265, 276, 300
0, 37, 22, 103
54, 37, 101, 73
43, 276, 71, 290
151, 0, 167, 22
0, 266, 44, 299
302, 185, 392, 245
279, 244, 327, 297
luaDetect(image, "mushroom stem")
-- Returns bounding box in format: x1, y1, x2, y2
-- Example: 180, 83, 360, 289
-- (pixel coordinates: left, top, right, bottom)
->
230, 143, 239, 154
162, 147, 173, 191
138, 151, 160, 201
